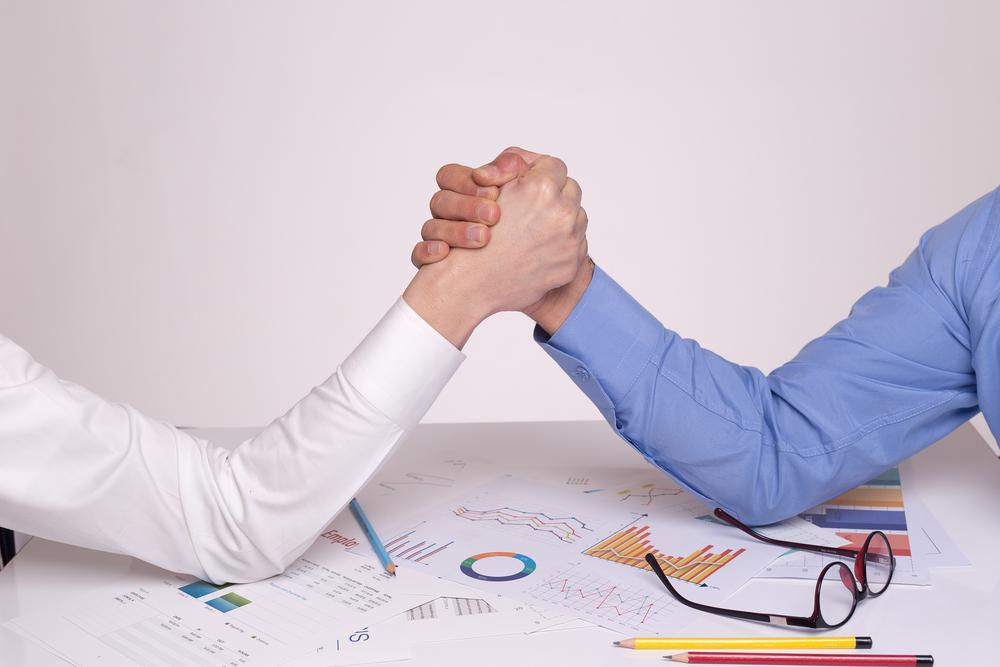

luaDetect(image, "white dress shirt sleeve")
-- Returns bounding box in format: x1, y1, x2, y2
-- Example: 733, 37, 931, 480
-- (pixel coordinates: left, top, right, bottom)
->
0, 297, 464, 583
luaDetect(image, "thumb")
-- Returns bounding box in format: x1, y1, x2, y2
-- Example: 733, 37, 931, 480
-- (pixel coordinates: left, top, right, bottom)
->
471, 146, 541, 186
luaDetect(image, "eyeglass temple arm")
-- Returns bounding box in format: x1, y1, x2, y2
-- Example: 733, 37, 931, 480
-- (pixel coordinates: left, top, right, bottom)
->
713, 508, 858, 559
644, 553, 814, 628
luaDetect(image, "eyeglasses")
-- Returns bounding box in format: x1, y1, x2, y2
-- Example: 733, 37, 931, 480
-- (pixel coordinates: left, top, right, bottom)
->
645, 508, 895, 629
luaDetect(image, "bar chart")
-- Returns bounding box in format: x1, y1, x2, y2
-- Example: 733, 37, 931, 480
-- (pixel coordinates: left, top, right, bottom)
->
384, 529, 454, 564
206, 592, 252, 613
800, 468, 911, 556
584, 522, 746, 585
178, 580, 231, 598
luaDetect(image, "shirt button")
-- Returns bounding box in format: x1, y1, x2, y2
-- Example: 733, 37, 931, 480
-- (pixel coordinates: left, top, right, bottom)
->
574, 366, 591, 380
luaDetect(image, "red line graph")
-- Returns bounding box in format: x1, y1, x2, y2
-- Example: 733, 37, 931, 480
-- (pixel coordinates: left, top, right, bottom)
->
543, 577, 656, 624
452, 506, 592, 543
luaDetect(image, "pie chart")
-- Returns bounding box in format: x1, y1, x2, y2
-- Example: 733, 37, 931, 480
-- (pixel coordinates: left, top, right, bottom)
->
459, 552, 536, 582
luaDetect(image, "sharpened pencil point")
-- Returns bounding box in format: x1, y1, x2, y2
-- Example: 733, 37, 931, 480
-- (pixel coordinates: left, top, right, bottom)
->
386, 563, 397, 576
613, 641, 621, 646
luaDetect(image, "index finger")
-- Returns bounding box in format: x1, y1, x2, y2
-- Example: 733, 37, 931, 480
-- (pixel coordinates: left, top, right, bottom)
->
435, 163, 499, 200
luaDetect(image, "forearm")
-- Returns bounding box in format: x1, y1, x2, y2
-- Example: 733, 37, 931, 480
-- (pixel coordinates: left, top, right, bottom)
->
183, 297, 464, 582
608, 333, 974, 524
537, 259, 978, 525
185, 369, 410, 582
0, 298, 463, 583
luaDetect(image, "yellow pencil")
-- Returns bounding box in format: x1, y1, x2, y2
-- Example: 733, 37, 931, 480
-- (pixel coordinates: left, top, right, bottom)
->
614, 636, 872, 650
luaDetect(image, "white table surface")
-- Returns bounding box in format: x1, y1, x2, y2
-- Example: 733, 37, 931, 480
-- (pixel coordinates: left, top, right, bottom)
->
1, 420, 998, 666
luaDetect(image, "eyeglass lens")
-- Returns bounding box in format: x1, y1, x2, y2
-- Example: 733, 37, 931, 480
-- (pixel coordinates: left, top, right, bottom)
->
818, 562, 856, 626
864, 532, 893, 595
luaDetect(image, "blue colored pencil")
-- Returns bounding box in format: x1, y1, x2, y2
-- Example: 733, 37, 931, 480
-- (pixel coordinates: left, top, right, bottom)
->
349, 498, 396, 575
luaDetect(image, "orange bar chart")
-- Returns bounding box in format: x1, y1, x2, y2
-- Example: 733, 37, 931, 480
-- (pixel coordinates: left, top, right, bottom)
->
583, 524, 745, 584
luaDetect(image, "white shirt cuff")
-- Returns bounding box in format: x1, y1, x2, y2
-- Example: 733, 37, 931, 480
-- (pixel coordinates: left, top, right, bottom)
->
340, 297, 465, 429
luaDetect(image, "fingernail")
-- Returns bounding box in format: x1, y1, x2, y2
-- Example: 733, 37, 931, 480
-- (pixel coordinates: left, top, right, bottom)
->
474, 164, 499, 180
467, 226, 485, 243
426, 241, 443, 254
475, 203, 494, 222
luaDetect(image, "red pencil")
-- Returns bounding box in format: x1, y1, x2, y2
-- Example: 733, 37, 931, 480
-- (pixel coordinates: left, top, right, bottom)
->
666, 653, 933, 666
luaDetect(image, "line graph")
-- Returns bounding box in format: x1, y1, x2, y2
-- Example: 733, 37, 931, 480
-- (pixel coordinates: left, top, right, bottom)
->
543, 576, 656, 623
379, 472, 457, 494
453, 506, 593, 543
377, 460, 468, 495
584, 521, 745, 584
616, 483, 685, 506
526, 564, 688, 632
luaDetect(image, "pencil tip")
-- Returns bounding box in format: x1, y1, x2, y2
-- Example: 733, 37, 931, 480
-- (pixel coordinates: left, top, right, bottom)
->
613, 641, 621, 646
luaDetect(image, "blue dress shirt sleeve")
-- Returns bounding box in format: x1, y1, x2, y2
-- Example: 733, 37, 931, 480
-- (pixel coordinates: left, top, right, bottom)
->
537, 187, 1000, 525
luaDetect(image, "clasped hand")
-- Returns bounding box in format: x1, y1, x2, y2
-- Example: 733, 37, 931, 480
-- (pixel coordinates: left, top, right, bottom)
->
402, 147, 594, 348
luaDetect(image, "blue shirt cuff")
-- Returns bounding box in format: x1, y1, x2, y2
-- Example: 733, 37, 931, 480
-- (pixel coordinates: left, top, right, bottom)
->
534, 265, 664, 423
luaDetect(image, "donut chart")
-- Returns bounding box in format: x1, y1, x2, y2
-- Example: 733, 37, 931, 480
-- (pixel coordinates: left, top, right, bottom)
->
460, 552, 536, 582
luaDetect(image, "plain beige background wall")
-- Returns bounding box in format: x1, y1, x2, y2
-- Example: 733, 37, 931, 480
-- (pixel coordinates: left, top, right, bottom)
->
2, 1, 999, 429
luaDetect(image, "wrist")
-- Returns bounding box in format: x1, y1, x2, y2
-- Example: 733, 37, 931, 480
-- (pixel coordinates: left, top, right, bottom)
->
525, 258, 595, 335
402, 263, 494, 349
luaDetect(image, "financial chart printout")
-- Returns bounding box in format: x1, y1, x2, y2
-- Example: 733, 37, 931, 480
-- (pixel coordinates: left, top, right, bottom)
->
757, 467, 933, 584
6, 540, 424, 666
360, 476, 787, 635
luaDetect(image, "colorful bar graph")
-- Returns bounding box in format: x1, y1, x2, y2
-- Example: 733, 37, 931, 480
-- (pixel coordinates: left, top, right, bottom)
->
384, 530, 453, 564
823, 486, 904, 508
205, 592, 252, 613
801, 467, 912, 556
584, 524, 745, 584
806, 508, 907, 532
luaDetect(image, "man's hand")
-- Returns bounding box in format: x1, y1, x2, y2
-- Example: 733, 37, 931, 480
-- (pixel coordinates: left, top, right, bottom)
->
412, 147, 595, 336
403, 152, 587, 348
410, 148, 539, 266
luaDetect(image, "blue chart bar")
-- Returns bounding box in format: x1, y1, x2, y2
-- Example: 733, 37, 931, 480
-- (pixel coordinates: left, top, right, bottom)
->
179, 580, 231, 598
206, 592, 252, 613
805, 508, 907, 531
866, 469, 901, 486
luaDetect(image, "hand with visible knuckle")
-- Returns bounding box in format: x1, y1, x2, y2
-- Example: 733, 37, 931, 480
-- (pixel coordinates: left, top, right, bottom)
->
538, 179, 559, 200
413, 149, 589, 315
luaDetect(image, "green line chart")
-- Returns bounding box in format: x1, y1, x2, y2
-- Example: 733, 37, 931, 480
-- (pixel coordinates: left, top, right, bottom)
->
616, 483, 685, 506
